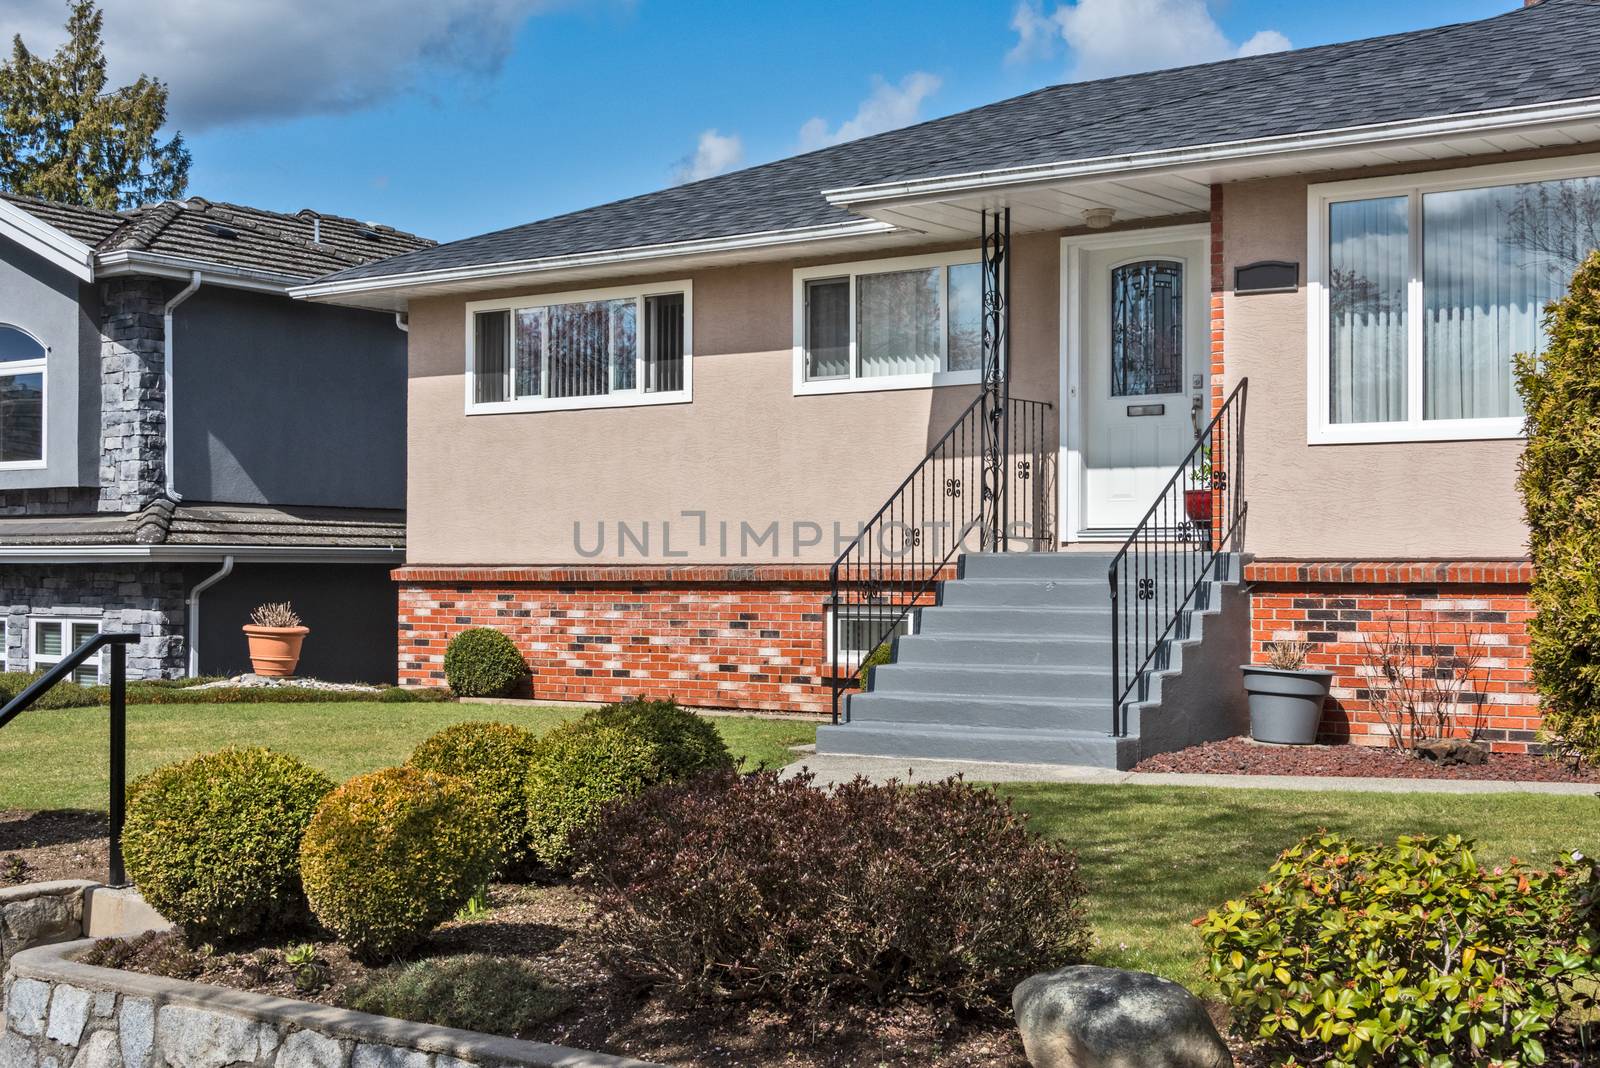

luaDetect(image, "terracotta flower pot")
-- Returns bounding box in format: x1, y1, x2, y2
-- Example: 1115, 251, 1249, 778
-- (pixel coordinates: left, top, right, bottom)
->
242, 624, 309, 677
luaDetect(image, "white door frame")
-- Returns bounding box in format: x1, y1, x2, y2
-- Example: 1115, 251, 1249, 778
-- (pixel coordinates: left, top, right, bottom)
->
1059, 223, 1212, 542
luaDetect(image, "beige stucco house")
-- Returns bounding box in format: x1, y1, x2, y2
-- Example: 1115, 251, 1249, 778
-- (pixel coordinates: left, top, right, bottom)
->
297, 0, 1594, 766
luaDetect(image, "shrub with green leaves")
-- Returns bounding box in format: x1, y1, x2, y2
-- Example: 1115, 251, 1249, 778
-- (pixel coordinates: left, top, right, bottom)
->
443, 628, 528, 698
1516, 250, 1600, 765
524, 697, 732, 867
0, 671, 97, 709
1199, 833, 1600, 1068
348, 954, 572, 1035
857, 641, 893, 689
299, 766, 498, 960
122, 747, 335, 943
574, 769, 1091, 1011
408, 721, 540, 872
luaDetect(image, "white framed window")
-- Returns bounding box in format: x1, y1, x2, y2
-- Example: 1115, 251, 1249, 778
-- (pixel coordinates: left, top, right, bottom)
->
825, 604, 918, 665
0, 324, 46, 468
1307, 154, 1600, 444
465, 280, 692, 414
29, 617, 102, 685
794, 250, 985, 396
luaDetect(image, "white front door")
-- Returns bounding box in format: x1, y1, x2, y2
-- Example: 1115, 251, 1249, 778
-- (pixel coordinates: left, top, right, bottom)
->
1070, 232, 1209, 536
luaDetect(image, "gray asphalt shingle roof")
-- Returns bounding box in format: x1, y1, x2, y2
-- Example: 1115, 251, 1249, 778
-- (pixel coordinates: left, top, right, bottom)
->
321, 0, 1600, 285
0, 501, 405, 549
1, 193, 433, 281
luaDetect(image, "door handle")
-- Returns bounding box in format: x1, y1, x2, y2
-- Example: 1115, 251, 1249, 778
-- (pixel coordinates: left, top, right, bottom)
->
1190, 394, 1203, 437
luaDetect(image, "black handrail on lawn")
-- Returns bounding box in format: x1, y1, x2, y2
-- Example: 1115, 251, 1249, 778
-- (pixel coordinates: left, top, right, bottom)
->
0, 632, 139, 885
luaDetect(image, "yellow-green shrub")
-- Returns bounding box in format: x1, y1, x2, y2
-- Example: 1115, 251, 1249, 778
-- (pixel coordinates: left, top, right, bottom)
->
407, 721, 539, 873
1516, 250, 1600, 764
524, 698, 732, 867
300, 766, 497, 960
122, 747, 334, 943
1199, 833, 1600, 1068
442, 627, 527, 698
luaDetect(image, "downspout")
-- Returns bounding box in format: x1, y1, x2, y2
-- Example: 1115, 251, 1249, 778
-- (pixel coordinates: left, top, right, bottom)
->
186, 555, 233, 677
394, 312, 408, 332
163, 271, 202, 502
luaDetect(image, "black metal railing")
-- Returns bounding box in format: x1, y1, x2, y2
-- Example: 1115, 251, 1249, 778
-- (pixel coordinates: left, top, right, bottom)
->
827, 393, 1056, 723
1107, 379, 1247, 736
0, 632, 138, 884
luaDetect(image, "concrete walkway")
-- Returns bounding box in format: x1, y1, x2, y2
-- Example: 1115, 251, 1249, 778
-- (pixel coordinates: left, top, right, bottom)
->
779, 748, 1600, 795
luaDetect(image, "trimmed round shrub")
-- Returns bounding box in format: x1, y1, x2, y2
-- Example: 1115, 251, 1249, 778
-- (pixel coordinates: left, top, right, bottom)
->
299, 766, 498, 960
443, 628, 528, 698
122, 747, 335, 943
573, 769, 1091, 1012
1516, 250, 1600, 765
1199, 833, 1600, 1067
408, 721, 540, 872
524, 698, 733, 868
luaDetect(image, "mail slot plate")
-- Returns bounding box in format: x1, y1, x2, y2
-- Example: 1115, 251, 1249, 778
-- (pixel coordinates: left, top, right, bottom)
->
1126, 403, 1165, 417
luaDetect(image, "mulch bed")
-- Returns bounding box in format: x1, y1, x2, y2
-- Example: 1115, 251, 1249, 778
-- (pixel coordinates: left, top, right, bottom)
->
80, 882, 1028, 1068
1132, 736, 1600, 782
0, 809, 108, 886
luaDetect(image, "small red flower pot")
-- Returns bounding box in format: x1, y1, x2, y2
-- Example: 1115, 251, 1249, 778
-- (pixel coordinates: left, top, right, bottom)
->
1183, 488, 1213, 524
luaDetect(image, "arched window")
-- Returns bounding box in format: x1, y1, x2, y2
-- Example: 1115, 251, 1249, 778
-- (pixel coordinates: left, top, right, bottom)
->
1109, 260, 1183, 397
0, 325, 46, 464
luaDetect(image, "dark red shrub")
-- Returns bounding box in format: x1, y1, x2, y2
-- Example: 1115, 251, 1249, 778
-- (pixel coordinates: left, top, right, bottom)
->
572, 769, 1090, 1012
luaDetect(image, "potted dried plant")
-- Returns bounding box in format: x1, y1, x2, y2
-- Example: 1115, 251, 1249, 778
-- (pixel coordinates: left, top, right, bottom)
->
1241, 640, 1333, 744
243, 602, 309, 677
1184, 445, 1217, 525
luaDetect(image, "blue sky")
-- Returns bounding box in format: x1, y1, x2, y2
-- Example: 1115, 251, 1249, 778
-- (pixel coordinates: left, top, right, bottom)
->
15, 0, 1523, 242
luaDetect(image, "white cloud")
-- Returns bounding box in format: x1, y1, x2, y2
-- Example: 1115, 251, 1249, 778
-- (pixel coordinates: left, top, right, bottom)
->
674, 128, 744, 183
798, 72, 943, 151
1007, 0, 1290, 80
3, 0, 572, 131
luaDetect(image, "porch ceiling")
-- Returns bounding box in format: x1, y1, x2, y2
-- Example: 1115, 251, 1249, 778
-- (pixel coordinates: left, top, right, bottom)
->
839, 118, 1600, 238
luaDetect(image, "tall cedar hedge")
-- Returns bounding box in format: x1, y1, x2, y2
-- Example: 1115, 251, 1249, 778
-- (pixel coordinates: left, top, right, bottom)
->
1515, 250, 1600, 764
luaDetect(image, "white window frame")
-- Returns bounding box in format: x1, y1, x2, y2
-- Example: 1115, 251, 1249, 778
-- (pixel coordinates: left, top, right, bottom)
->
1306, 153, 1600, 445
824, 604, 919, 665
27, 615, 103, 684
464, 280, 693, 414
793, 249, 986, 396
0, 324, 48, 470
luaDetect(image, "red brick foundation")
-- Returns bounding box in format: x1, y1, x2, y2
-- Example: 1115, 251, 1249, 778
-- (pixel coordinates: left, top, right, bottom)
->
1246, 560, 1539, 752
396, 565, 860, 714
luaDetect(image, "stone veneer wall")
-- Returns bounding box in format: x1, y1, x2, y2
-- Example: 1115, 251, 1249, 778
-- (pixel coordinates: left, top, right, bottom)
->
0, 564, 188, 679
0, 882, 93, 979
97, 277, 169, 514
3, 937, 661, 1068
1247, 560, 1539, 752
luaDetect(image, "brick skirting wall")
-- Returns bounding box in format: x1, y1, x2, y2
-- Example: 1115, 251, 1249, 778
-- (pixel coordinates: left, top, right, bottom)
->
396, 565, 892, 714
1246, 560, 1539, 752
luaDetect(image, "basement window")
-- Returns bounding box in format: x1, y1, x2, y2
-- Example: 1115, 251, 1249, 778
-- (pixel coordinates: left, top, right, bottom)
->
826, 604, 918, 665
29, 617, 102, 685
467, 282, 692, 413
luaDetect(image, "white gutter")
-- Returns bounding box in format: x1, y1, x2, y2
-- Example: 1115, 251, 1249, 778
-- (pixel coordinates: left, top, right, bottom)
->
0, 199, 96, 281
162, 272, 202, 502
0, 544, 404, 564
822, 95, 1600, 208
97, 250, 303, 294
186, 554, 233, 676
289, 218, 899, 301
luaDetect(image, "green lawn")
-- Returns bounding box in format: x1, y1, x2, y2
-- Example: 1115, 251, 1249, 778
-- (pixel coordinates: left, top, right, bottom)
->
6, 703, 1593, 997
1006, 783, 1600, 990
0, 702, 818, 812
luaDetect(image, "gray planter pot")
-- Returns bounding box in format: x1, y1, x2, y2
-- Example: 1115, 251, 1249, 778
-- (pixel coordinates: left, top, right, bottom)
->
1241, 665, 1333, 744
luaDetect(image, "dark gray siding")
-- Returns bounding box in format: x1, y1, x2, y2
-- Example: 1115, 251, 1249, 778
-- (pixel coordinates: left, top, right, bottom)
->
195, 562, 399, 684
171, 287, 406, 508
0, 240, 98, 493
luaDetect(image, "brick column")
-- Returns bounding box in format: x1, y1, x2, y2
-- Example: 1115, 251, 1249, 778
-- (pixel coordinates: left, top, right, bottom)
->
1208, 183, 1226, 411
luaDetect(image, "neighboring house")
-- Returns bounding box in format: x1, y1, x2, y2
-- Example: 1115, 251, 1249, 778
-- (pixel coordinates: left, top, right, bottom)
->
298, 0, 1593, 762
0, 195, 432, 683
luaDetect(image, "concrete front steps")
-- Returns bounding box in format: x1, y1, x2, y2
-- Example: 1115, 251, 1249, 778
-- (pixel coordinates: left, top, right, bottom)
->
813, 550, 1248, 770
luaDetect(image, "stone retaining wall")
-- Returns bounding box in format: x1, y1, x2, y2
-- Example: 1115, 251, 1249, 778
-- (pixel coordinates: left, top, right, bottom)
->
4, 939, 661, 1068
0, 881, 94, 978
